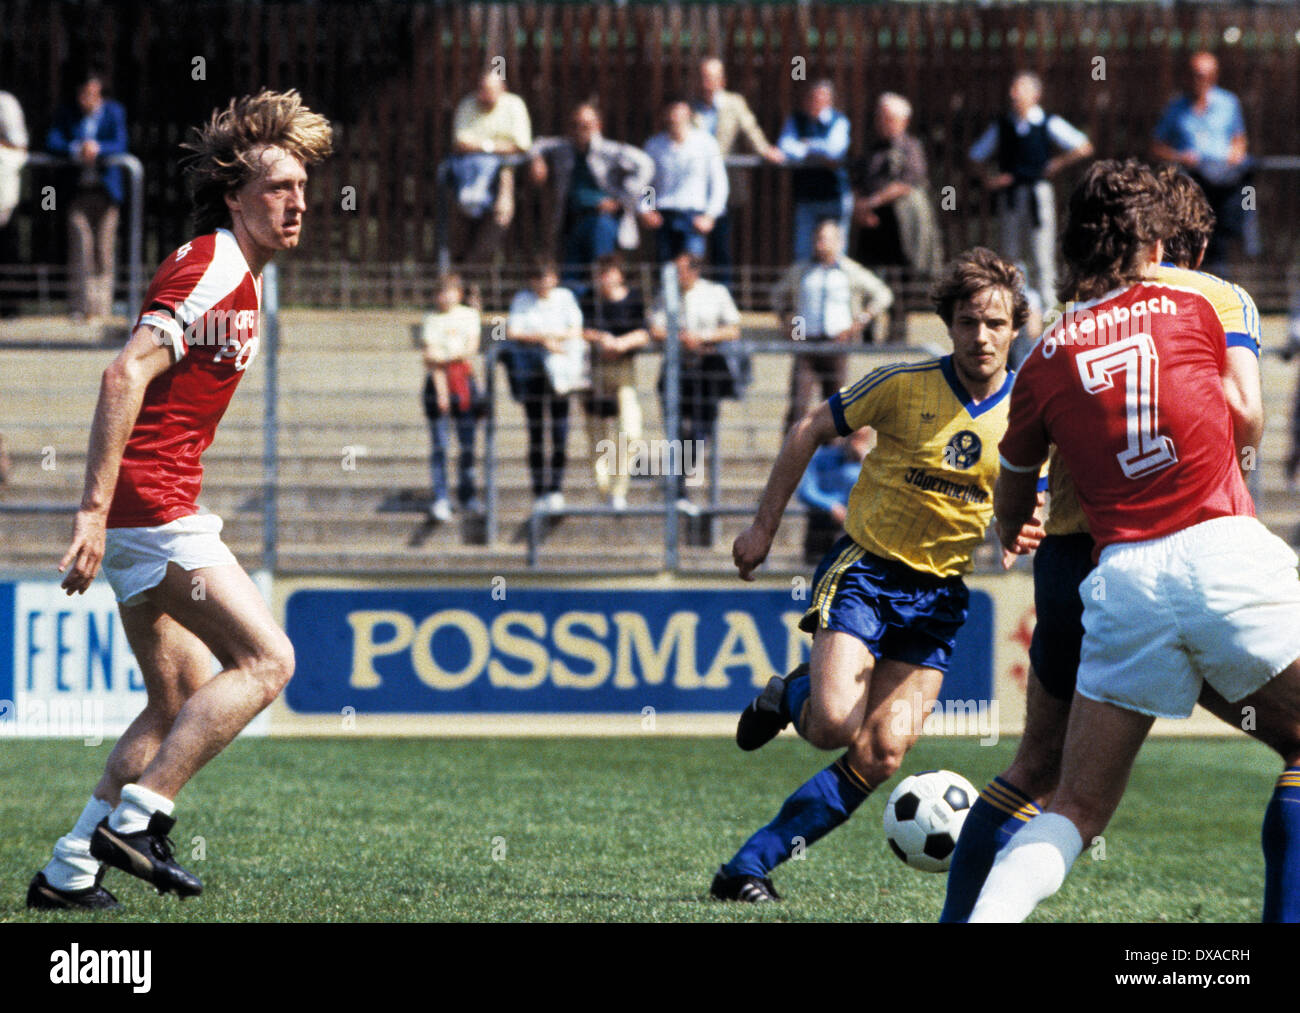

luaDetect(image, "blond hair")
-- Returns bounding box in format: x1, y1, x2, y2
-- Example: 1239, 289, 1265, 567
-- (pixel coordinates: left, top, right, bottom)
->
182, 88, 333, 233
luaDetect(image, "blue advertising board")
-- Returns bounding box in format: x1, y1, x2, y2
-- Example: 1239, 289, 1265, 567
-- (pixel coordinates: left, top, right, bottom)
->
283, 586, 993, 715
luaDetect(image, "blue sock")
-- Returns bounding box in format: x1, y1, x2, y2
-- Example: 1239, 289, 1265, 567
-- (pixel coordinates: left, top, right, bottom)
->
1262, 766, 1300, 923
783, 670, 812, 737
939, 776, 1041, 923
723, 757, 872, 879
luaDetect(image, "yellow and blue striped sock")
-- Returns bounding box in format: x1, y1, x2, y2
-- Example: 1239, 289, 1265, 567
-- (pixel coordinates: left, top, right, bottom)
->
1262, 765, 1300, 922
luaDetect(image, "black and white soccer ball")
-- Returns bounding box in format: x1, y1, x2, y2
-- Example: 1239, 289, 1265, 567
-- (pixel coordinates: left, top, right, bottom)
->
882, 769, 977, 873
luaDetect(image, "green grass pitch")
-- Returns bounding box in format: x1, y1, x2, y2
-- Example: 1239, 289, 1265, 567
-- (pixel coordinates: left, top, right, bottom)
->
0, 735, 1282, 923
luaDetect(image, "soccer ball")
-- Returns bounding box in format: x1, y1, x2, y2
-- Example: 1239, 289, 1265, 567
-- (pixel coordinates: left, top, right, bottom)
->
882, 769, 977, 873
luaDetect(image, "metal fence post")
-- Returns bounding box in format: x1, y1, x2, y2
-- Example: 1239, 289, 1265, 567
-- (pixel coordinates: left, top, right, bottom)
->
662, 259, 681, 570
484, 339, 499, 545
262, 261, 280, 572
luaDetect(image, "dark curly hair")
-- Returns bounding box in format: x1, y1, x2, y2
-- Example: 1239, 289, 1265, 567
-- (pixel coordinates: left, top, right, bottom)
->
1060, 159, 1174, 303
931, 247, 1030, 331
1157, 164, 1215, 269
182, 89, 333, 235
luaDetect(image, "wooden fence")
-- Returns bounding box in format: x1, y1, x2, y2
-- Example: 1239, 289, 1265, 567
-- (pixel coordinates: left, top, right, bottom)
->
3, 1, 1299, 305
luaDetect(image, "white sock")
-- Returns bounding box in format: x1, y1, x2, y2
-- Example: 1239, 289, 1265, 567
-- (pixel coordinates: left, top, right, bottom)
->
968, 813, 1084, 923
42, 796, 112, 892
108, 783, 175, 835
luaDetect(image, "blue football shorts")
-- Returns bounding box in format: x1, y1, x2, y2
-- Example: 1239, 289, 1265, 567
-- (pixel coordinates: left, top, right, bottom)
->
798, 535, 969, 672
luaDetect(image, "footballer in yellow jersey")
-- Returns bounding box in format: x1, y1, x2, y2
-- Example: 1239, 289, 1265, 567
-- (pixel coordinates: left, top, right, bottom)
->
710, 248, 1043, 903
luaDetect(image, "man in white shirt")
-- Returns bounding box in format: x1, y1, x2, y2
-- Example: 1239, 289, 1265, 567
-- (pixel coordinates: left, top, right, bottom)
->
506, 261, 585, 512
641, 99, 729, 265
968, 72, 1092, 308
771, 220, 894, 431
649, 252, 742, 512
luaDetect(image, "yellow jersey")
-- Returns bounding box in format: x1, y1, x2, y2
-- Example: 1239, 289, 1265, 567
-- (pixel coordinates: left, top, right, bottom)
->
1042, 265, 1261, 537
829, 356, 1015, 578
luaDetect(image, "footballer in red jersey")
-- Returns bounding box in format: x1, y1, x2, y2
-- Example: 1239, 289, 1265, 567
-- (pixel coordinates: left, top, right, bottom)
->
26, 91, 332, 912
967, 160, 1300, 923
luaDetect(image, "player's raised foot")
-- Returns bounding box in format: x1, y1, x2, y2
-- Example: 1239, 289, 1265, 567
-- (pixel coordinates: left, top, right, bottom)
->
26, 869, 121, 911
90, 813, 203, 898
736, 663, 807, 751
709, 867, 781, 903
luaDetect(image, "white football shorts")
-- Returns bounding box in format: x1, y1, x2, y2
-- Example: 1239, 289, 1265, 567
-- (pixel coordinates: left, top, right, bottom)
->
1076, 515, 1300, 719
101, 510, 239, 607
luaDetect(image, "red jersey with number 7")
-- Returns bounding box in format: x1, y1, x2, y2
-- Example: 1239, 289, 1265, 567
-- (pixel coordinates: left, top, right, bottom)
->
107, 229, 261, 528
998, 280, 1254, 551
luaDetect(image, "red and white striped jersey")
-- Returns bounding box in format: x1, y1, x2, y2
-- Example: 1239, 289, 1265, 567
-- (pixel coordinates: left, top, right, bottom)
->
107, 229, 261, 528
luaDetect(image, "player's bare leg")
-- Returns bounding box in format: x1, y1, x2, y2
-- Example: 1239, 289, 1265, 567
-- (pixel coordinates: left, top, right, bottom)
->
800, 629, 878, 749
93, 601, 218, 805
1000, 670, 1072, 806
30, 599, 216, 909
969, 693, 1154, 922
734, 627, 874, 751
130, 562, 294, 797
845, 659, 944, 787
89, 561, 293, 898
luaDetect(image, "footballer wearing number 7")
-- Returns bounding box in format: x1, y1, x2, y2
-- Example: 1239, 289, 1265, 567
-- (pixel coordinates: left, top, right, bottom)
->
969, 159, 1300, 922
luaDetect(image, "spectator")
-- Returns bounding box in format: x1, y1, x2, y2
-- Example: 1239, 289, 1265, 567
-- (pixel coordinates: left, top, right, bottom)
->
850, 93, 943, 341
1151, 51, 1255, 272
778, 80, 851, 262
771, 219, 893, 432
969, 71, 1092, 308
0, 85, 27, 318
531, 104, 654, 284
641, 98, 728, 265
420, 273, 483, 523
649, 252, 741, 514
448, 72, 532, 265
46, 66, 129, 321
506, 260, 584, 513
691, 57, 784, 283
796, 427, 876, 564
582, 254, 650, 510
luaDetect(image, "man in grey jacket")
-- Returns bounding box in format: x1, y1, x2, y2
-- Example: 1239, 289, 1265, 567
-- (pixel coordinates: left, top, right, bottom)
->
530, 103, 654, 282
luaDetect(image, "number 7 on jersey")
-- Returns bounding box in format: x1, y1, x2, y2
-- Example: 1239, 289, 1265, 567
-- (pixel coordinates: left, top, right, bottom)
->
1076, 333, 1179, 480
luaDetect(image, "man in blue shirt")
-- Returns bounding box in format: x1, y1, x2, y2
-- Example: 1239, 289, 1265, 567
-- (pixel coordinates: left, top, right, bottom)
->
796, 426, 875, 563
47, 67, 129, 322
1151, 51, 1254, 271
778, 81, 851, 262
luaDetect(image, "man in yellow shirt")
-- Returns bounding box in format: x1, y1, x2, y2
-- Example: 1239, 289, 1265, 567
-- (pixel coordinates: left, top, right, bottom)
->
449, 72, 532, 263
710, 248, 1041, 902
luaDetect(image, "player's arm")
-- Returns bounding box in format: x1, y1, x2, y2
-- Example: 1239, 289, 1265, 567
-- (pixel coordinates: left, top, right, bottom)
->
59, 324, 176, 594
1223, 345, 1263, 476
993, 467, 1045, 559
995, 360, 1050, 559
734, 401, 840, 580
